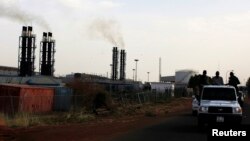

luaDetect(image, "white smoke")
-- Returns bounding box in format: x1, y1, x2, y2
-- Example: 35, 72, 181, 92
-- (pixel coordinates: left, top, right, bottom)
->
0, 1, 51, 31
88, 18, 125, 48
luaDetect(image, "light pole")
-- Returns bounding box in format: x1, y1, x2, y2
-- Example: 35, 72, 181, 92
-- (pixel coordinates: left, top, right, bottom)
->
226, 70, 233, 84
132, 69, 135, 81
147, 72, 150, 82
134, 59, 139, 81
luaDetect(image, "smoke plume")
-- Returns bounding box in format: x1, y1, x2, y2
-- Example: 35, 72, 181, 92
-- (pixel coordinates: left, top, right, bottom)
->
0, 2, 50, 31
88, 18, 125, 48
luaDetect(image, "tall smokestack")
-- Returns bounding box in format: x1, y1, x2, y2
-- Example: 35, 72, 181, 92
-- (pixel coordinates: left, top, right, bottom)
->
18, 26, 36, 76
119, 49, 126, 80
19, 26, 27, 76
40, 32, 56, 76
112, 47, 119, 80
40, 32, 47, 75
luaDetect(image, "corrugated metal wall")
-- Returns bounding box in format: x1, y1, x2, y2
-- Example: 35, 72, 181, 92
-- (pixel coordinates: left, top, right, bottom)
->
52, 87, 72, 111
0, 84, 54, 115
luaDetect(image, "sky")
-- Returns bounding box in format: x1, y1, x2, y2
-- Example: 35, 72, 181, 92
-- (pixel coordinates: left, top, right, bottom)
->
0, 0, 250, 84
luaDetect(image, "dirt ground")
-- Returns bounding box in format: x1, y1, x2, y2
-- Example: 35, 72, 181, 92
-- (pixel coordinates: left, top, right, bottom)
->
0, 98, 192, 141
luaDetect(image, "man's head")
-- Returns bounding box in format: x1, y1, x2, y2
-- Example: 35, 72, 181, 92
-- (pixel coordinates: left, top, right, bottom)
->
203, 70, 207, 76
216, 71, 219, 77
230, 72, 234, 76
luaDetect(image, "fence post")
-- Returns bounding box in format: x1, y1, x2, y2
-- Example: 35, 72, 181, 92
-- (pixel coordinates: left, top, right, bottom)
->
137, 92, 142, 104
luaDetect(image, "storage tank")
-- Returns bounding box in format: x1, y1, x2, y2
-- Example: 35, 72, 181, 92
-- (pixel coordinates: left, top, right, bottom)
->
175, 70, 198, 84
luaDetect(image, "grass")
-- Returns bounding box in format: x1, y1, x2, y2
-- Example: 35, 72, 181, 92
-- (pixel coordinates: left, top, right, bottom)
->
1, 113, 31, 127
0, 97, 188, 128
0, 111, 96, 127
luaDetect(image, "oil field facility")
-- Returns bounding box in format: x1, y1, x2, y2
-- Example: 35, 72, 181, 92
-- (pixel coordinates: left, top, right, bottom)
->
0, 26, 145, 116
0, 26, 195, 117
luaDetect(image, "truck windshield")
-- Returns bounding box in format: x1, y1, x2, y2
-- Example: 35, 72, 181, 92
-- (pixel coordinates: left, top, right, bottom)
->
202, 88, 236, 101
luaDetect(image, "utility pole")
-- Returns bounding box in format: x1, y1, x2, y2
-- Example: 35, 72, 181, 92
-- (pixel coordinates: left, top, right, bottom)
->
147, 72, 150, 82
159, 57, 161, 82
134, 59, 139, 81
133, 69, 135, 81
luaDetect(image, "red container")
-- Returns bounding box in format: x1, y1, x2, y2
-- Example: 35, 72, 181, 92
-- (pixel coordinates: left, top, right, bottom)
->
0, 84, 54, 114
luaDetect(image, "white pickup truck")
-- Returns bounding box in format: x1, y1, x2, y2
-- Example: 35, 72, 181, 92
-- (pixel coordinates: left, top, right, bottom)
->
198, 85, 242, 126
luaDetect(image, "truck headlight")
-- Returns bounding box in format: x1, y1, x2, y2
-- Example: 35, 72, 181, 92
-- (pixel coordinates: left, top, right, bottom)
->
233, 107, 242, 114
199, 106, 208, 113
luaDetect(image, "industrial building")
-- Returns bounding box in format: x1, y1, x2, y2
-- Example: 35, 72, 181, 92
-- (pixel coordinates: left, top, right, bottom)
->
150, 82, 174, 96
0, 26, 60, 86
0, 26, 71, 114
158, 69, 198, 96
0, 66, 18, 76
160, 76, 175, 83
0, 26, 136, 93
63, 72, 141, 92
160, 70, 198, 84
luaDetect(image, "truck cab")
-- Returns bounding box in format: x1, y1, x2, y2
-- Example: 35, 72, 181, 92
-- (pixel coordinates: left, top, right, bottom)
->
198, 85, 242, 126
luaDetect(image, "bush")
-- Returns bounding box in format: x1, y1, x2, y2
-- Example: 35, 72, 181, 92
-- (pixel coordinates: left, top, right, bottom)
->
67, 81, 114, 114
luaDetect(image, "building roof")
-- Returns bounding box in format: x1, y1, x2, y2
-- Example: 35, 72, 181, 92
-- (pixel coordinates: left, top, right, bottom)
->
0, 66, 18, 71
160, 76, 175, 82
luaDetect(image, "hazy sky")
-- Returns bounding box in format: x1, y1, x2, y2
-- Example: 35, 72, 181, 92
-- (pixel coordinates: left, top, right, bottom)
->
0, 0, 250, 84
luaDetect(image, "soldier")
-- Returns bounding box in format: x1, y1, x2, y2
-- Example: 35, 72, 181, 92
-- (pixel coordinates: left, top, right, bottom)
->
212, 71, 224, 85
228, 72, 240, 93
199, 70, 211, 95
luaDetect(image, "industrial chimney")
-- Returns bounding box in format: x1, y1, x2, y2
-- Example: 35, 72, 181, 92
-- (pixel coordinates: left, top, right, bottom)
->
112, 47, 119, 80
18, 26, 36, 76
119, 49, 126, 80
39, 32, 56, 76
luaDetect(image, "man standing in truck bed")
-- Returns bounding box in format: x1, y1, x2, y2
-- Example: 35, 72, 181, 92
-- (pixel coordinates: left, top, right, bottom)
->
212, 71, 224, 85
228, 72, 240, 93
199, 70, 211, 95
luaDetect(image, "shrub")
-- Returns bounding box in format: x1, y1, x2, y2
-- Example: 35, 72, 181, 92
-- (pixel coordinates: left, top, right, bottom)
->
67, 81, 114, 114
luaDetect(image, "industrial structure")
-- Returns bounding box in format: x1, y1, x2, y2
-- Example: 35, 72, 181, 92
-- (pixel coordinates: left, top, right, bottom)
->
18, 26, 36, 76
175, 69, 198, 84
111, 47, 127, 81
158, 69, 198, 97
0, 66, 18, 76
111, 47, 119, 80
40, 32, 56, 76
119, 49, 126, 80
0, 26, 60, 86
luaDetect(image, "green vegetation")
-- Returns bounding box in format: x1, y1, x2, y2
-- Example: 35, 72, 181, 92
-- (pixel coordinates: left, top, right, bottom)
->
1, 111, 96, 127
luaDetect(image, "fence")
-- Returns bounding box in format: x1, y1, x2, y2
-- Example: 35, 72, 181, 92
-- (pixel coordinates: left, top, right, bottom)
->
0, 90, 178, 116
112, 91, 173, 105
